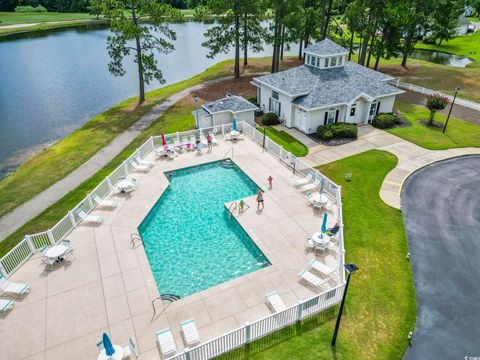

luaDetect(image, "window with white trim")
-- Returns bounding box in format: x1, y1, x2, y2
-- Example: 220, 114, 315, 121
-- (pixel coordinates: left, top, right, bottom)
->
338, 56, 343, 66
327, 109, 336, 124
331, 57, 337, 66
272, 90, 279, 100
310, 56, 316, 66
324, 58, 329, 67
316, 57, 320, 67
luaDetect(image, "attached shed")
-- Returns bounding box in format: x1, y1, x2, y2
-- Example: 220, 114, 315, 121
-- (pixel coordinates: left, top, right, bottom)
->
194, 94, 258, 129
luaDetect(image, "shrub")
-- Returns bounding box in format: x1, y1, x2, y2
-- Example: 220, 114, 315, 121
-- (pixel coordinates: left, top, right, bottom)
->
372, 113, 401, 129
247, 96, 258, 106
262, 112, 280, 125
426, 93, 449, 125
15, 5, 47, 12
316, 123, 357, 140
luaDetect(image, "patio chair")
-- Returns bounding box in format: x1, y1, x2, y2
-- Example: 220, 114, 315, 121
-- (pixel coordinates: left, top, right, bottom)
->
304, 235, 315, 251
0, 275, 31, 298
156, 327, 177, 358
265, 291, 287, 313
62, 239, 74, 262
180, 319, 201, 348
92, 194, 118, 209
96, 339, 104, 351
130, 158, 150, 173
308, 259, 339, 277
154, 146, 166, 158
42, 256, 56, 271
122, 337, 138, 359
134, 154, 153, 168
300, 178, 321, 193
0, 298, 14, 316
293, 173, 314, 187
75, 208, 104, 225
298, 269, 331, 290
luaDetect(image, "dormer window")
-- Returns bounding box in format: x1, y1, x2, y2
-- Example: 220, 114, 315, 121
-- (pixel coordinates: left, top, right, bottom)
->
338, 57, 343, 66
331, 57, 337, 67
304, 39, 349, 70
316, 57, 320, 67
310, 56, 316, 66
324, 58, 329, 67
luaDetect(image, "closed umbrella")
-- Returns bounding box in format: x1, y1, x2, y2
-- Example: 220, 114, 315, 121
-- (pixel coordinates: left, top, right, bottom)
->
102, 333, 115, 356
232, 117, 237, 131
161, 133, 167, 146
321, 213, 328, 234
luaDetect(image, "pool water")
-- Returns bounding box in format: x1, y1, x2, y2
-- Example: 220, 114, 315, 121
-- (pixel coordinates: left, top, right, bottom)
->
138, 160, 270, 298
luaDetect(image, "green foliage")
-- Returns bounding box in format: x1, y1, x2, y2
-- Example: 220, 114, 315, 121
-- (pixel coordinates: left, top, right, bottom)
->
316, 123, 358, 140
372, 113, 401, 129
259, 126, 308, 157
193, 5, 212, 22
246, 96, 257, 105
430, 0, 466, 45
88, 0, 103, 18
15, 5, 47, 12
262, 112, 280, 125
426, 93, 449, 124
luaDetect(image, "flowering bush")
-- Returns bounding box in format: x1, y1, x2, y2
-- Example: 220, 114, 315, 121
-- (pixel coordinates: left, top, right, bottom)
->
426, 94, 449, 125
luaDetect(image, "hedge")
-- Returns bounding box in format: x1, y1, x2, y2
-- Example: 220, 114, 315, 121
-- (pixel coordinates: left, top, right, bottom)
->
316, 123, 357, 140
262, 112, 280, 125
372, 113, 401, 129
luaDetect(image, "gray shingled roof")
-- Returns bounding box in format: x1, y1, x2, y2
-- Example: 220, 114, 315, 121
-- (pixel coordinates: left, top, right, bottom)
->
304, 39, 348, 56
201, 94, 257, 114
253, 62, 401, 110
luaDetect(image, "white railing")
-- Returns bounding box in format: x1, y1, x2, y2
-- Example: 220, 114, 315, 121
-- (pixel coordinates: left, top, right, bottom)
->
169, 284, 345, 360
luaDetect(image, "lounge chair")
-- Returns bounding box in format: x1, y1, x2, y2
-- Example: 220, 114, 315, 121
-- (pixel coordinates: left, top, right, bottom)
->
156, 327, 177, 358
298, 269, 331, 290
62, 239, 74, 261
180, 319, 201, 348
134, 155, 153, 168
309, 259, 339, 277
300, 178, 321, 192
92, 194, 117, 209
154, 146, 166, 157
122, 337, 138, 359
304, 235, 315, 251
130, 158, 150, 173
0, 275, 31, 298
293, 173, 314, 187
0, 299, 14, 315
265, 291, 287, 313
75, 208, 104, 225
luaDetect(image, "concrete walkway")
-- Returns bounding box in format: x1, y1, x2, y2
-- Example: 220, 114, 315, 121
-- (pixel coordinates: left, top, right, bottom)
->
0, 76, 232, 241
302, 125, 480, 209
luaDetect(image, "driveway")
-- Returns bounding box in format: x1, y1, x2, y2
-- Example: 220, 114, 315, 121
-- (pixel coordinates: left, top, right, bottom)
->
402, 155, 480, 360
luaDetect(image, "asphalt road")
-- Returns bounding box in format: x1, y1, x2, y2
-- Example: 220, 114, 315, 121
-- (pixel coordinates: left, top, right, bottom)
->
402, 155, 480, 360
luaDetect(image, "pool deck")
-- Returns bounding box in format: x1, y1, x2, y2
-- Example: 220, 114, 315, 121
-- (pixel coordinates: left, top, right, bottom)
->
0, 136, 341, 360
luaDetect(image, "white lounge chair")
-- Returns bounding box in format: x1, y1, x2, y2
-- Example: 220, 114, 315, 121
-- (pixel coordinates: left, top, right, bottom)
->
130, 158, 150, 173
265, 291, 287, 313
180, 319, 201, 348
92, 194, 117, 209
0, 275, 30, 298
309, 259, 339, 277
293, 173, 314, 187
75, 208, 104, 225
300, 178, 321, 192
135, 155, 153, 168
157, 327, 177, 358
0, 298, 14, 315
122, 337, 138, 359
298, 269, 331, 290
62, 239, 74, 262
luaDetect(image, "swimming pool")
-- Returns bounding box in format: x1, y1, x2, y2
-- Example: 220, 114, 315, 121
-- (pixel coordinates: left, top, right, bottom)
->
138, 160, 270, 298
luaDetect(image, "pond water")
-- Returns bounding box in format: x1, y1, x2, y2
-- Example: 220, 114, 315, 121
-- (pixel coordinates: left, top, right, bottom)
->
0, 22, 298, 178
403, 49, 473, 67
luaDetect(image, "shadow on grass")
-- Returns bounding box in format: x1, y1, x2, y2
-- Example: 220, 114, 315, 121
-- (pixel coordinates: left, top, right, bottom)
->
218, 305, 338, 360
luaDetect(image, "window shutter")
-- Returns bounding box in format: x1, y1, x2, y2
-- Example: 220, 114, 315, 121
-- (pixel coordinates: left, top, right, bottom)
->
324, 112, 328, 125
269, 98, 272, 112
376, 102, 381, 115
335, 109, 339, 123
279, 102, 281, 117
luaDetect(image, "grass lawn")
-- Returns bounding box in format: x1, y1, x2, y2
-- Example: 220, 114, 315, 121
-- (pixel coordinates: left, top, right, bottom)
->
0, 57, 289, 220
221, 150, 416, 360
467, 16, 480, 22
392, 101, 480, 150
257, 126, 309, 157
416, 31, 480, 66
0, 12, 96, 26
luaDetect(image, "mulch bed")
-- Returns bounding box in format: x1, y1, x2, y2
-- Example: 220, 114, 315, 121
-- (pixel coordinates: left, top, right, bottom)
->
392, 110, 412, 128
307, 133, 357, 146
419, 120, 444, 128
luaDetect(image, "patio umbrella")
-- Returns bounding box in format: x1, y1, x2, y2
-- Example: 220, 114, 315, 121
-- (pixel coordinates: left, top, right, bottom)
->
102, 333, 115, 356
232, 117, 237, 131
161, 133, 167, 146
321, 213, 328, 234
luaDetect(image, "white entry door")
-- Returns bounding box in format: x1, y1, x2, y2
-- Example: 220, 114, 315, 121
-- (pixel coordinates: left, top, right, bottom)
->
295, 108, 307, 132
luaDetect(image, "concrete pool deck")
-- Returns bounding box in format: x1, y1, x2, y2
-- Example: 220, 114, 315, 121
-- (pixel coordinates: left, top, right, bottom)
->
0, 136, 341, 360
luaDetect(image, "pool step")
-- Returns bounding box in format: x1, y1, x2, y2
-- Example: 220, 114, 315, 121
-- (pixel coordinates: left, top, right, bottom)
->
220, 159, 235, 167
160, 294, 181, 303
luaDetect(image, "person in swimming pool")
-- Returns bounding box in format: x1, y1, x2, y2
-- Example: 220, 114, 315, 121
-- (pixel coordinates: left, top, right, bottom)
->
256, 190, 264, 210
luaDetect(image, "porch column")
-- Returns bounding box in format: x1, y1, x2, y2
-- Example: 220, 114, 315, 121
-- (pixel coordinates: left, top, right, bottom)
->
344, 105, 349, 123
365, 100, 373, 124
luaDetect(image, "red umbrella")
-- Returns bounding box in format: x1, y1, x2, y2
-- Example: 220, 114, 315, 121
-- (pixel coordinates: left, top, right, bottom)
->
161, 133, 167, 146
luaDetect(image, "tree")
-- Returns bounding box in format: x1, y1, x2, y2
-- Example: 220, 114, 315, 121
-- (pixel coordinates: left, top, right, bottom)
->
426, 94, 449, 125
399, 0, 430, 67
192, 4, 212, 22
268, 0, 294, 73
343, 1, 366, 61
101, 0, 180, 103
88, 0, 103, 18
431, 0, 466, 45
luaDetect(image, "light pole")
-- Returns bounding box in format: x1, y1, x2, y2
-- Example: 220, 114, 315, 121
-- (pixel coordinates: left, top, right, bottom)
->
442, 87, 460, 134
331, 263, 359, 347
193, 95, 199, 129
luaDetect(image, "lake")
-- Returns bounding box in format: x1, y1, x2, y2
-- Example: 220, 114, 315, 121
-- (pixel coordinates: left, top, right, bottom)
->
0, 22, 298, 178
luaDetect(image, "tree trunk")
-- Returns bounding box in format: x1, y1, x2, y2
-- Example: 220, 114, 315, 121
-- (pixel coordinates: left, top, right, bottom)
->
428, 110, 435, 125
322, 0, 333, 39
243, 12, 248, 66
271, 18, 279, 73
298, 38, 303, 59
374, 55, 380, 70
320, 0, 327, 37
358, 34, 369, 66
280, 25, 285, 60
366, 37, 374, 68
348, 32, 354, 61
234, 1, 240, 78
131, 0, 145, 103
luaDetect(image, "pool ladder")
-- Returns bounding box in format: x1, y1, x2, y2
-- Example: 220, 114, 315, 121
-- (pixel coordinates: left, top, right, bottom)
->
151, 294, 181, 321
130, 232, 144, 248
227, 202, 237, 218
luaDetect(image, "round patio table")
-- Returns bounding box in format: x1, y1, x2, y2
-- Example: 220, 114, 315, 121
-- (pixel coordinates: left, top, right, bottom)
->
312, 232, 330, 246
45, 245, 67, 259
311, 193, 328, 206
97, 345, 124, 360
230, 130, 240, 139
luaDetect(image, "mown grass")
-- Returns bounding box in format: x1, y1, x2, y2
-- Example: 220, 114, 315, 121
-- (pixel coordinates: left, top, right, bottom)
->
257, 126, 309, 157
0, 12, 97, 26
392, 101, 480, 150
0, 57, 278, 220
220, 150, 416, 360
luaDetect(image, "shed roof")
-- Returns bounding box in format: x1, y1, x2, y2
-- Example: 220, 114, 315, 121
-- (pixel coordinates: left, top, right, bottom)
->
202, 94, 257, 114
